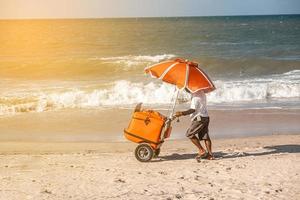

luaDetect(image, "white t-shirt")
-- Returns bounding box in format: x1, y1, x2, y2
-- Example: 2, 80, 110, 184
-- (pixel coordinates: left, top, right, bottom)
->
190, 90, 208, 120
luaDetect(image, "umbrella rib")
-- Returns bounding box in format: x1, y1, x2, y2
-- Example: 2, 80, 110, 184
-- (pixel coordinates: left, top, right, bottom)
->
184, 64, 189, 90
158, 62, 178, 80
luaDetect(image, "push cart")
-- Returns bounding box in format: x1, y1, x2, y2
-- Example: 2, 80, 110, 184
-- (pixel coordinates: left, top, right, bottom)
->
124, 103, 177, 162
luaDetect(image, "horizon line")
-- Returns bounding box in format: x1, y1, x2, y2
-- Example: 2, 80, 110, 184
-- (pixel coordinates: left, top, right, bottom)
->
0, 13, 299, 21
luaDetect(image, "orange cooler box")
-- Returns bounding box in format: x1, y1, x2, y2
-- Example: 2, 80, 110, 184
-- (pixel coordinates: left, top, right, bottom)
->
124, 110, 166, 149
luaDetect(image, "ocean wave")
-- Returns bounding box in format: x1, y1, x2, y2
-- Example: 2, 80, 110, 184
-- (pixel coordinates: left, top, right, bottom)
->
210, 80, 300, 103
282, 69, 300, 77
0, 81, 180, 116
1, 70, 299, 116
195, 41, 264, 46
89, 54, 176, 68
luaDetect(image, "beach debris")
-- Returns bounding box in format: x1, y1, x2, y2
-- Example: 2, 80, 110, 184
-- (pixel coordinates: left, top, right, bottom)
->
275, 189, 282, 193
115, 178, 126, 183
175, 194, 182, 199
160, 190, 166, 195
41, 189, 52, 194
166, 197, 172, 200
264, 182, 272, 186
235, 164, 246, 169
194, 175, 201, 181
158, 171, 167, 175
226, 167, 231, 171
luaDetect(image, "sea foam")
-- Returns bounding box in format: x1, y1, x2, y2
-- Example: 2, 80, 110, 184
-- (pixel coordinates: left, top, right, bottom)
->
0, 70, 299, 116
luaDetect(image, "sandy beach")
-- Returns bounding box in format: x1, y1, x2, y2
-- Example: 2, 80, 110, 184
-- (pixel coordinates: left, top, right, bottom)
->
0, 134, 299, 200
0, 12, 299, 200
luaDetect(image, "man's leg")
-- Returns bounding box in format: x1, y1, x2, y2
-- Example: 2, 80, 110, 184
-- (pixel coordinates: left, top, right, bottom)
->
204, 136, 214, 159
190, 136, 206, 155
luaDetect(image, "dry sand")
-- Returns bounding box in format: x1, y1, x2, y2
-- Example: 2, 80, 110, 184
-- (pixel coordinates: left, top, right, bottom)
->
0, 134, 299, 200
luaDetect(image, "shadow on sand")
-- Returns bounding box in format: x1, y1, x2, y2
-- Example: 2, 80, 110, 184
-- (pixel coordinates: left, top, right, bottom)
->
151, 144, 300, 162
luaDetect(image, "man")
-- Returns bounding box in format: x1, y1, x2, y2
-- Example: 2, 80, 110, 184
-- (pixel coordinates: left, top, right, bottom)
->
175, 89, 214, 160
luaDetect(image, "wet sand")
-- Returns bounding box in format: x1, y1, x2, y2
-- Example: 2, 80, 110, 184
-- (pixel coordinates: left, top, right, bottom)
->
0, 134, 299, 200
1, 108, 300, 142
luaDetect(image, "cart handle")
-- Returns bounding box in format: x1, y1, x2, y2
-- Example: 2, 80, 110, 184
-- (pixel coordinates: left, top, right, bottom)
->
166, 115, 180, 124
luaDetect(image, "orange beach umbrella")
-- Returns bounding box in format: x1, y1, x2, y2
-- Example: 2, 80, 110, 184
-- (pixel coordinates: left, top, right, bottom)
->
144, 58, 215, 93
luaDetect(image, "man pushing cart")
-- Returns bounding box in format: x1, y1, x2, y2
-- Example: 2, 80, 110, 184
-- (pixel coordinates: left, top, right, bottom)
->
124, 58, 215, 162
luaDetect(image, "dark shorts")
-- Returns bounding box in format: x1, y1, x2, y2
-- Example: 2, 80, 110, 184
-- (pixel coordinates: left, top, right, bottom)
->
186, 117, 210, 140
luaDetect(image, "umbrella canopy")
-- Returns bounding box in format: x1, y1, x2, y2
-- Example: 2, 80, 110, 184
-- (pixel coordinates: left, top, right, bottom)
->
145, 58, 215, 93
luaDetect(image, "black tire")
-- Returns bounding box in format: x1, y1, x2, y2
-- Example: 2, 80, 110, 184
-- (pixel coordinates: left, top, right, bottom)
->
154, 148, 161, 157
134, 144, 154, 162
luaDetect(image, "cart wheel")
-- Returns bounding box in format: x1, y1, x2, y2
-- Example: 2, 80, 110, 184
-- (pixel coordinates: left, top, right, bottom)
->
135, 144, 154, 162
153, 148, 161, 158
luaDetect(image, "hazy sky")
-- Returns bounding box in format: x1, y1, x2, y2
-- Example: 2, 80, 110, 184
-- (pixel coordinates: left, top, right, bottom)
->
0, 0, 300, 19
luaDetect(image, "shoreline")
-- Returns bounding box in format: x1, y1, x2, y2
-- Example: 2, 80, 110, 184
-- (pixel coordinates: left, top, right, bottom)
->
1, 108, 300, 142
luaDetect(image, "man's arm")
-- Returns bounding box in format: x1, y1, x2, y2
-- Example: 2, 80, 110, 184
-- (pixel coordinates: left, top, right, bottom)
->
175, 109, 195, 117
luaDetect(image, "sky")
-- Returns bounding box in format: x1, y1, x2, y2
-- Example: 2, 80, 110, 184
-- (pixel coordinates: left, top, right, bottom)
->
0, 0, 300, 19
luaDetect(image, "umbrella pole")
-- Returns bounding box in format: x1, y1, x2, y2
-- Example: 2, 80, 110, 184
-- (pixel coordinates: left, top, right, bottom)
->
169, 88, 179, 119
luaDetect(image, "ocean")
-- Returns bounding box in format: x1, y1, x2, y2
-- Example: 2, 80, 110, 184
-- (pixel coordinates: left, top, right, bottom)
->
0, 15, 300, 142
1, 15, 300, 116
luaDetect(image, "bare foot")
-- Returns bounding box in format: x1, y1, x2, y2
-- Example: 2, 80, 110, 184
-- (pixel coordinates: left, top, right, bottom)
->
195, 150, 207, 160
206, 154, 215, 160
199, 149, 206, 156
